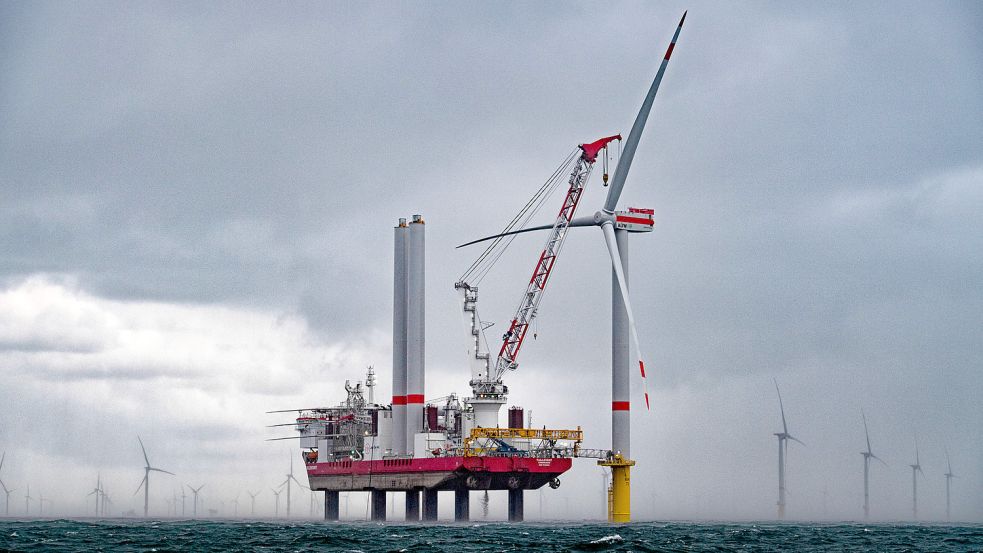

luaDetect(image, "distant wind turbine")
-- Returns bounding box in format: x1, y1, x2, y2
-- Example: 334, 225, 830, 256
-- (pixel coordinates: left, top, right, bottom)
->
247, 490, 260, 516
24, 484, 32, 515
861, 411, 886, 520
134, 436, 175, 517
87, 474, 103, 516
271, 486, 283, 517
281, 455, 306, 517
187, 484, 205, 518
774, 379, 805, 520
38, 491, 51, 516
0, 480, 14, 516
232, 492, 240, 517
909, 438, 924, 520
180, 486, 187, 517
944, 448, 956, 521
0, 452, 13, 516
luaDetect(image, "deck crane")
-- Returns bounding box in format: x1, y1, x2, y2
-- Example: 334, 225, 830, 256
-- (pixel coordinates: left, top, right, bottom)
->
456, 135, 621, 427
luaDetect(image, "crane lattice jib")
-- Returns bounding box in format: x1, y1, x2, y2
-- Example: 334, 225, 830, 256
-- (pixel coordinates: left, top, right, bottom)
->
494, 135, 621, 379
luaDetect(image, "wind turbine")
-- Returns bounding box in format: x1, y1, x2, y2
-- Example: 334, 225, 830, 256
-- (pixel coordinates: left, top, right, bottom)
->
944, 448, 956, 521
457, 12, 687, 524
232, 492, 240, 517
774, 379, 805, 520
101, 488, 112, 517
134, 436, 174, 517
0, 480, 13, 516
180, 486, 187, 517
909, 438, 924, 520
87, 474, 103, 516
24, 484, 32, 515
271, 486, 283, 517
281, 454, 306, 518
861, 411, 886, 520
38, 491, 50, 516
247, 490, 260, 516
187, 484, 204, 518
0, 452, 12, 516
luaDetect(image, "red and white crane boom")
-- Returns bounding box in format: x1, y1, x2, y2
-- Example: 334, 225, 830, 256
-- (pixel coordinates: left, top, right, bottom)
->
494, 135, 621, 381
459, 135, 620, 400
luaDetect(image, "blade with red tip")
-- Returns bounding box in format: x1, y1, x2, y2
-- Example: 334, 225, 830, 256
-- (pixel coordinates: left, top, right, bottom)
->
601, 222, 651, 410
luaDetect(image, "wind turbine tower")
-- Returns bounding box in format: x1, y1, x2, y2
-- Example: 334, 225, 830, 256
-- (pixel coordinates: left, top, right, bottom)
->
944, 449, 956, 521
135, 436, 174, 517
272, 487, 283, 517
0, 481, 13, 516
247, 490, 260, 516
909, 439, 924, 520
860, 412, 886, 520
0, 452, 13, 516
774, 379, 804, 520
87, 475, 103, 516
187, 484, 204, 518
282, 454, 305, 517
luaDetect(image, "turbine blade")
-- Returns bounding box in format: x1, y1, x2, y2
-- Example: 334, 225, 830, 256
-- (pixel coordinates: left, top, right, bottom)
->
603, 11, 686, 213
871, 453, 888, 467
149, 468, 175, 476
788, 435, 806, 447
137, 436, 150, 466
290, 475, 308, 489
862, 411, 872, 454
1, 451, 5, 472
774, 379, 788, 436
601, 222, 651, 410
134, 475, 147, 496
456, 217, 596, 249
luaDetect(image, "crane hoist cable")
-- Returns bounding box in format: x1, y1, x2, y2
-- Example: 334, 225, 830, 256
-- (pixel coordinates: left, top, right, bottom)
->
458, 148, 579, 284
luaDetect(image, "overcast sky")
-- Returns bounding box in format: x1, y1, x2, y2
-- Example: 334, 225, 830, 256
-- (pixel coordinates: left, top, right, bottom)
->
1, 1, 981, 522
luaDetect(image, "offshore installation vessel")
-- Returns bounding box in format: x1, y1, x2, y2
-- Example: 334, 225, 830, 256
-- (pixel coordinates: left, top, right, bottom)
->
273, 13, 686, 523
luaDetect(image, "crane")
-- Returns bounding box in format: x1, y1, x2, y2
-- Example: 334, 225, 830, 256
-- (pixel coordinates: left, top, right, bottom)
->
456, 135, 621, 424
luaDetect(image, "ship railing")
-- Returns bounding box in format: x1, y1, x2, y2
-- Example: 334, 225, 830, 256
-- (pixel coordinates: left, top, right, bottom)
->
468, 427, 583, 442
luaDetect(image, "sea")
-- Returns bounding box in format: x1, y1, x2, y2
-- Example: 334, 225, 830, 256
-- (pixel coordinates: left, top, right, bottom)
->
0, 520, 981, 552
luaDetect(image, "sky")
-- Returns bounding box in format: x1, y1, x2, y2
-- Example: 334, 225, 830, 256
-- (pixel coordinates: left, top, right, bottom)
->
0, 1, 981, 522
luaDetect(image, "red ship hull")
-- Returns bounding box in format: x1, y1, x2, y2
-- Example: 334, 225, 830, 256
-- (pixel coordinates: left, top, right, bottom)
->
306, 456, 572, 492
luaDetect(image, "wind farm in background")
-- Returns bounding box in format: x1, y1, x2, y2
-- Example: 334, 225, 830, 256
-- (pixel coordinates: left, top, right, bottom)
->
0, 397, 969, 522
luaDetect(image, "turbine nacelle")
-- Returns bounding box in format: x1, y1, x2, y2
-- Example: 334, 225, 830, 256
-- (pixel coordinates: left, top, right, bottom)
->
593, 208, 656, 233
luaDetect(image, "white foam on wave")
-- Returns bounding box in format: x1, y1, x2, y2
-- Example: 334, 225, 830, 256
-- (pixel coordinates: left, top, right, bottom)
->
590, 534, 624, 545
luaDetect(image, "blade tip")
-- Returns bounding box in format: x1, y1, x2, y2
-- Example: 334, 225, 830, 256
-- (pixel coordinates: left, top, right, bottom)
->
679, 10, 687, 26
